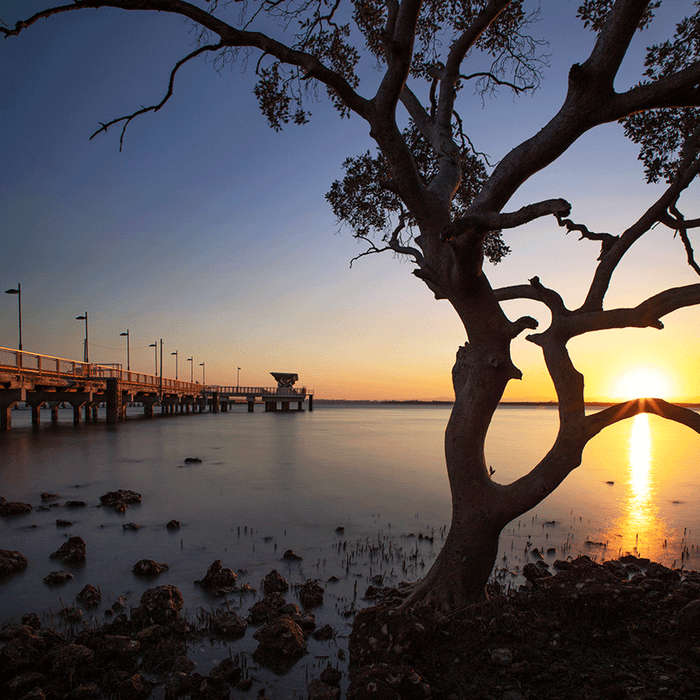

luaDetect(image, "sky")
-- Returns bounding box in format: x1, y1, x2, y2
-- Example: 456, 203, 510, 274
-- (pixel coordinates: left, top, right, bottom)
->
1, 0, 699, 402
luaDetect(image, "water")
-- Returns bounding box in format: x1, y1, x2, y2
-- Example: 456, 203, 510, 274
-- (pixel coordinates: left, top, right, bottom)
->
1, 403, 699, 694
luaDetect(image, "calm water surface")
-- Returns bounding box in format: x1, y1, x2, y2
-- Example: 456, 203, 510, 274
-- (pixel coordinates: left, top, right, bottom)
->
1, 403, 698, 693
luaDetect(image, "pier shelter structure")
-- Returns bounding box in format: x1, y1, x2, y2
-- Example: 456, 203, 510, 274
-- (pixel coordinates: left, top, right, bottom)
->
0, 348, 313, 429
208, 372, 313, 413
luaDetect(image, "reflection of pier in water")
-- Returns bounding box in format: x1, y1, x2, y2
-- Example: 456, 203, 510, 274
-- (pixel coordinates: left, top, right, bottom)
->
0, 348, 312, 430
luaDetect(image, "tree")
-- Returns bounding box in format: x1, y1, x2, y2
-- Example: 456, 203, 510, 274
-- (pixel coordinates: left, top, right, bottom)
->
4, 0, 700, 610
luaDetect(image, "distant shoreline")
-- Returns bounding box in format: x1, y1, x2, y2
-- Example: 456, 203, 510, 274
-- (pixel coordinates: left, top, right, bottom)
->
314, 399, 700, 409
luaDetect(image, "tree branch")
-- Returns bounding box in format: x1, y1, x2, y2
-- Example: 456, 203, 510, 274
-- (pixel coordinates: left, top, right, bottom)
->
459, 70, 533, 93
90, 42, 223, 150
586, 398, 700, 440
669, 205, 700, 276
349, 213, 423, 268
3, 1, 373, 120
570, 284, 700, 338
555, 213, 619, 260
442, 198, 571, 242
581, 125, 700, 311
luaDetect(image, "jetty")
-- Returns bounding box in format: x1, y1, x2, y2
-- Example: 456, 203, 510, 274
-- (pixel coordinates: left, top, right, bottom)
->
0, 347, 312, 430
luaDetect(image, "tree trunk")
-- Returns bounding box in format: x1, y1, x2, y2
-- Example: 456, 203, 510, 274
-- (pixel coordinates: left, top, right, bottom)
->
401, 505, 503, 610
401, 342, 513, 610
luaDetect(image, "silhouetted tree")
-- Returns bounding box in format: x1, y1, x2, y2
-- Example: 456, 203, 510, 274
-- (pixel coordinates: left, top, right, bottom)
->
4, 0, 700, 609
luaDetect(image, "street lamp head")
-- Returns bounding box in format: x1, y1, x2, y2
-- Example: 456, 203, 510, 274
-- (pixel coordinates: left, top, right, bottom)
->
120, 332, 128, 337
171, 351, 177, 356
149, 342, 157, 348
5, 288, 19, 295
199, 362, 204, 366
76, 315, 87, 321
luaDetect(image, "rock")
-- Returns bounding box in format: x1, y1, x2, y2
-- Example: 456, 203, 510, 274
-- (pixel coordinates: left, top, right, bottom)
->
22, 612, 42, 629
210, 610, 248, 638
107, 596, 128, 615
64, 683, 100, 699
313, 624, 334, 641
195, 560, 237, 594
490, 647, 514, 666
283, 549, 303, 561
646, 561, 680, 582
76, 584, 102, 607
210, 657, 243, 685
523, 562, 552, 583
262, 569, 289, 594
248, 592, 286, 624
603, 559, 629, 579
678, 599, 700, 634
41, 492, 60, 501
166, 519, 181, 530
190, 673, 229, 700
0, 500, 32, 516
347, 664, 431, 700
99, 490, 142, 512
184, 457, 202, 463
44, 570, 73, 585
122, 522, 140, 531
16, 686, 47, 700
135, 585, 184, 625
172, 655, 196, 674
0, 548, 28, 577
308, 678, 342, 700
56, 519, 74, 527
60, 606, 83, 623
64, 501, 86, 509
6, 670, 47, 696
253, 614, 307, 670
298, 579, 324, 607
132, 559, 169, 577
320, 666, 342, 687
113, 673, 152, 700
50, 536, 86, 564
51, 643, 95, 670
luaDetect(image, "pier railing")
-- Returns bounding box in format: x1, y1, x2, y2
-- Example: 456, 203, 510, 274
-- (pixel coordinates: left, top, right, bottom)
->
211, 385, 311, 397
0, 347, 202, 393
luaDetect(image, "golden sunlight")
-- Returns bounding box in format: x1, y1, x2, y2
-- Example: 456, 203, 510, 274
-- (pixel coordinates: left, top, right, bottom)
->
626, 413, 654, 534
611, 366, 673, 400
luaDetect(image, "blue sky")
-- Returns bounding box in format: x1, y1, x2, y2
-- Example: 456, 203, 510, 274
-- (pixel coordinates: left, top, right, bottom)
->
1, 1, 698, 401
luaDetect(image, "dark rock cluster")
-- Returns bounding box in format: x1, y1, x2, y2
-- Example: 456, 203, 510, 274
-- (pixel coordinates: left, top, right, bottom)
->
49, 537, 86, 564
99, 490, 142, 513
0, 550, 28, 578
194, 560, 237, 595
0, 569, 343, 700
0, 497, 32, 517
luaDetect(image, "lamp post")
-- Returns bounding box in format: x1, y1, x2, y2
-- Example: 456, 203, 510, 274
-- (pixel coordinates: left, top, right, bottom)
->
199, 362, 205, 386
237, 366, 240, 389
187, 357, 193, 382
119, 330, 130, 371
149, 342, 158, 375
76, 312, 89, 363
4, 283, 22, 351
171, 350, 178, 380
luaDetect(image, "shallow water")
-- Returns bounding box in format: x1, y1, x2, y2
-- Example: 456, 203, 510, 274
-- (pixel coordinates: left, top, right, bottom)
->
1, 403, 699, 695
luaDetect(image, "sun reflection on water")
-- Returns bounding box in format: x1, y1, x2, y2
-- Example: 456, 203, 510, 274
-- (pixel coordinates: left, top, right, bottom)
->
602, 412, 673, 561
626, 414, 656, 534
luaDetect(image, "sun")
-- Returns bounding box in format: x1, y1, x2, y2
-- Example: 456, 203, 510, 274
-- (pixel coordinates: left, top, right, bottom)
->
611, 366, 674, 400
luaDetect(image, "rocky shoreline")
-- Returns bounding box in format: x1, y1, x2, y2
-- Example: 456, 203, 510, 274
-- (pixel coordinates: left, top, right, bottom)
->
1, 552, 699, 699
